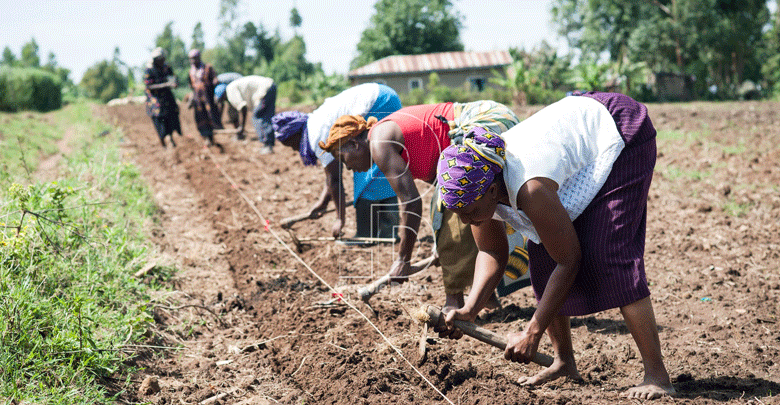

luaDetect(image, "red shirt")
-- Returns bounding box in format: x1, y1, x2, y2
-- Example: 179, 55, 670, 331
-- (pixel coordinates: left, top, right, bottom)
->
370, 103, 454, 182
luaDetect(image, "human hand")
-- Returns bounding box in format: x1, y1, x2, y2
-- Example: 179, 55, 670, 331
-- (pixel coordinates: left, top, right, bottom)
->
307, 203, 328, 219
433, 306, 475, 340
504, 330, 541, 364
387, 259, 412, 283
330, 218, 343, 238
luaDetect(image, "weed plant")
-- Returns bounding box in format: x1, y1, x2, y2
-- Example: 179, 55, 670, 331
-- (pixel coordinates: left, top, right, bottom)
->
0, 103, 168, 403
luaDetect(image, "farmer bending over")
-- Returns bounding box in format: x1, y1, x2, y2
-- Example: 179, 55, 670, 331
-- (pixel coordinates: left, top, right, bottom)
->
320, 100, 526, 312
225, 75, 277, 155
271, 83, 401, 240
434, 92, 675, 400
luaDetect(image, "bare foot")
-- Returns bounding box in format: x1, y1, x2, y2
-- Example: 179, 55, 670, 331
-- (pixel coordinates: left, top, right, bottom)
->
517, 359, 582, 386
621, 380, 675, 400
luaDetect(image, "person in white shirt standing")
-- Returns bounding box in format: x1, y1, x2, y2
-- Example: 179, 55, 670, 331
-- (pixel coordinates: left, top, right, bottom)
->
225, 75, 277, 154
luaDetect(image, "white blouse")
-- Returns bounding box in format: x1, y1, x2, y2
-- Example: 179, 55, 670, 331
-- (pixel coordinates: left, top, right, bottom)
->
307, 83, 380, 167
492, 96, 625, 244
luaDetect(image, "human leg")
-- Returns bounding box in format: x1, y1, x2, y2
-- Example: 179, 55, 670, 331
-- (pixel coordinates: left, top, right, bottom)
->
151, 116, 169, 148
254, 84, 277, 149
198, 127, 214, 146
517, 315, 582, 385
619, 296, 675, 399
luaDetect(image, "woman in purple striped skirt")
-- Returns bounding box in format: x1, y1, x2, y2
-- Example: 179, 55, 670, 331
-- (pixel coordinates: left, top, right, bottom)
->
433, 92, 674, 400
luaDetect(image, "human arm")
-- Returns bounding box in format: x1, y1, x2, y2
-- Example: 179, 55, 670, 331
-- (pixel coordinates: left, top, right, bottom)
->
144, 67, 177, 90
237, 105, 248, 137
147, 81, 175, 90
504, 177, 581, 363
320, 160, 346, 237
370, 123, 421, 280
308, 184, 331, 219
439, 218, 508, 338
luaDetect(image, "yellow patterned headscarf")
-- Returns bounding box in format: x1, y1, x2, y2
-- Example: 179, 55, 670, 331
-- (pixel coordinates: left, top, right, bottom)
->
319, 115, 378, 154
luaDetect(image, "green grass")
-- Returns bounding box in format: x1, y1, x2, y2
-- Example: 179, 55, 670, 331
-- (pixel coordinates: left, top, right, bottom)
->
722, 199, 752, 217
0, 102, 169, 403
661, 165, 711, 181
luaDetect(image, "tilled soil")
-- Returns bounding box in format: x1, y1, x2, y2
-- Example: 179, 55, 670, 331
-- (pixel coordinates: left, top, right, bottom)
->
101, 100, 780, 404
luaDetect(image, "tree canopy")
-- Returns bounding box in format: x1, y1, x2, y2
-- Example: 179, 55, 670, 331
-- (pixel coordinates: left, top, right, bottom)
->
351, 0, 464, 69
551, 0, 769, 96
80, 60, 127, 103
154, 22, 189, 85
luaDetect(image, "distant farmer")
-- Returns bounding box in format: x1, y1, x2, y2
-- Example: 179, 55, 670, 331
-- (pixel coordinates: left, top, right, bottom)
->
271, 83, 401, 240
434, 92, 675, 400
143, 47, 182, 148
320, 100, 527, 312
187, 49, 222, 146
214, 72, 243, 131
225, 75, 277, 155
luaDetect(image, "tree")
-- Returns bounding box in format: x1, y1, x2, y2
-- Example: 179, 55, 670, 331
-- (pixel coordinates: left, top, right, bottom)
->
20, 38, 40, 68
2, 46, 16, 66
290, 7, 302, 34
268, 35, 314, 82
191, 22, 206, 51
351, 0, 464, 69
490, 59, 533, 106
154, 22, 188, 84
218, 0, 242, 38
760, 6, 780, 96
80, 60, 127, 103
552, 0, 769, 98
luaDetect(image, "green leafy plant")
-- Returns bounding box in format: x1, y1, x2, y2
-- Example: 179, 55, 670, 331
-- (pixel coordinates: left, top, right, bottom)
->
0, 101, 169, 404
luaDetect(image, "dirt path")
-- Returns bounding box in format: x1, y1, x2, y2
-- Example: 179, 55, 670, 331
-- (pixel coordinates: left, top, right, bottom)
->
102, 100, 780, 404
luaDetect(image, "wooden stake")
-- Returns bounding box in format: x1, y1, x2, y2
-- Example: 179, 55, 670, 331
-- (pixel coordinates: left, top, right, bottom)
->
134, 261, 158, 278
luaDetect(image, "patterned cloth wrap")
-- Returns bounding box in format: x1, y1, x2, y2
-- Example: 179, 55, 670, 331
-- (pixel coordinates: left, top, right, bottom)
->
437, 126, 506, 209
272, 111, 317, 166
447, 100, 519, 144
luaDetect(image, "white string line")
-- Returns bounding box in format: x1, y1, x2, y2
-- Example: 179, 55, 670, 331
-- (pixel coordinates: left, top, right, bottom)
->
203, 147, 454, 405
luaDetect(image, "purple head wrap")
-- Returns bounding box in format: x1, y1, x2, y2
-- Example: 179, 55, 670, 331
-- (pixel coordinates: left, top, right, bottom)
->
272, 111, 317, 166
436, 127, 506, 209
273, 111, 308, 142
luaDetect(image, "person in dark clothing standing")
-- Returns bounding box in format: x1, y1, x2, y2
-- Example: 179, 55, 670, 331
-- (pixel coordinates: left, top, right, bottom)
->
143, 47, 182, 148
187, 49, 222, 146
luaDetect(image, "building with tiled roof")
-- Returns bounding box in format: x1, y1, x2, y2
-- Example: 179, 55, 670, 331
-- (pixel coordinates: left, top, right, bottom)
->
347, 50, 513, 95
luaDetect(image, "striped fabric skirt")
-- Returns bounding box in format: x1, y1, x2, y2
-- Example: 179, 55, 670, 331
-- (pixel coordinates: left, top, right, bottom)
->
528, 92, 656, 316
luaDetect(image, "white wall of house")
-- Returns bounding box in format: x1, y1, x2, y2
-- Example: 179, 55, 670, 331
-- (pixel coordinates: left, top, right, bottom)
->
350, 67, 507, 95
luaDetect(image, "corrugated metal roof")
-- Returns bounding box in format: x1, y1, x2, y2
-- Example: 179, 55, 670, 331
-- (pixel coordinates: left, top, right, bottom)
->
348, 50, 512, 78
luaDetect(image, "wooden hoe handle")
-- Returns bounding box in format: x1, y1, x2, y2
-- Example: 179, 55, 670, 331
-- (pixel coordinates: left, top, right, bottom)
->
358, 255, 438, 302
423, 305, 554, 368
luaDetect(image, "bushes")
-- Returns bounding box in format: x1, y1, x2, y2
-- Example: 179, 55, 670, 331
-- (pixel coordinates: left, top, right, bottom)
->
0, 67, 62, 112
79, 60, 128, 103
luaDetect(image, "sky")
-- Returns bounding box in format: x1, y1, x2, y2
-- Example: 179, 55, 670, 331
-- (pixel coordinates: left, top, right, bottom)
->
2, 0, 562, 83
